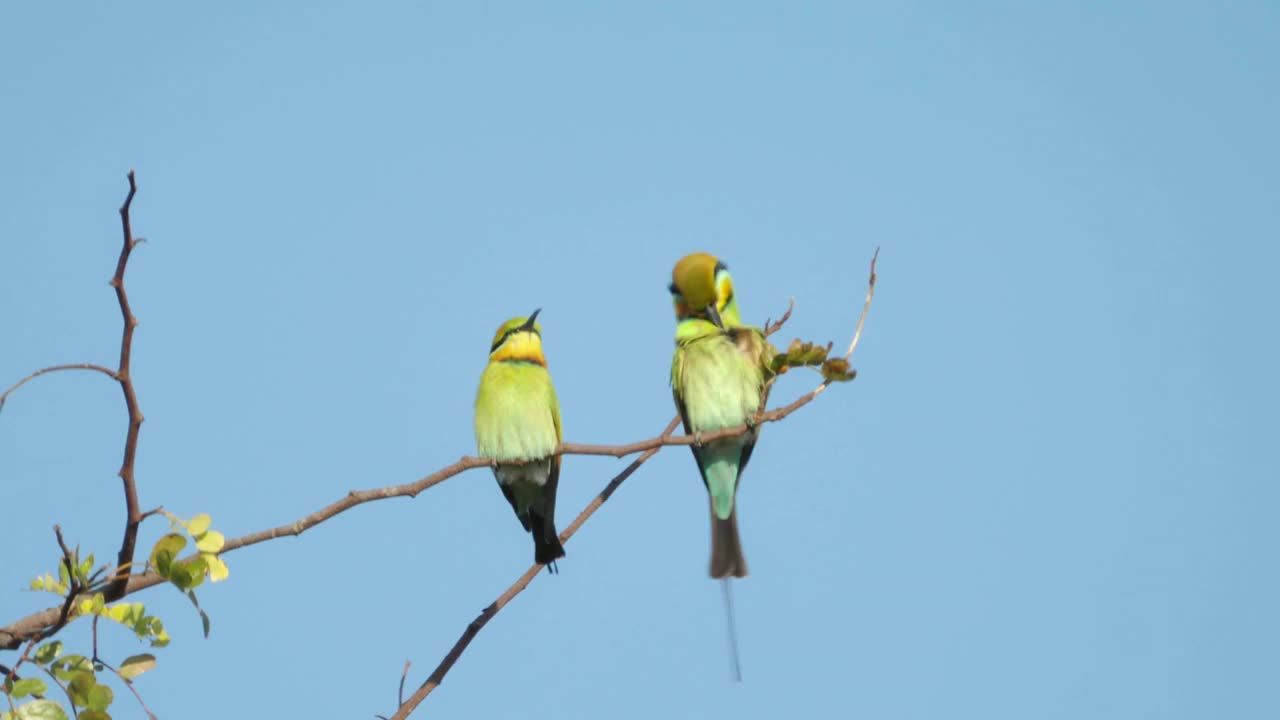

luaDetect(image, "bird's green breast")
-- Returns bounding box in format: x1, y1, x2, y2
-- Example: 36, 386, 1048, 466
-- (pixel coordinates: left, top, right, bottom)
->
474, 361, 561, 462
672, 328, 767, 433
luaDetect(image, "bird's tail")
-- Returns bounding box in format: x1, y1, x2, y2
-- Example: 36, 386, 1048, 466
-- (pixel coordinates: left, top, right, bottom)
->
710, 506, 748, 579
530, 509, 566, 573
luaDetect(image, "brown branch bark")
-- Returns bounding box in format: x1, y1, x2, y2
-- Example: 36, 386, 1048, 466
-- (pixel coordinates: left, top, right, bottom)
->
105, 170, 146, 601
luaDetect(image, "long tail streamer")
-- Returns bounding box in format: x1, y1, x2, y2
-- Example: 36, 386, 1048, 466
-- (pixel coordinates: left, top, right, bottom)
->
721, 578, 743, 682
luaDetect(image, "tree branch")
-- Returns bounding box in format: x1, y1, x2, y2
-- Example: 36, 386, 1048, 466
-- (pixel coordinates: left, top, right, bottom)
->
0, 364, 120, 409
389, 416, 683, 719
0, 380, 821, 649
105, 169, 146, 601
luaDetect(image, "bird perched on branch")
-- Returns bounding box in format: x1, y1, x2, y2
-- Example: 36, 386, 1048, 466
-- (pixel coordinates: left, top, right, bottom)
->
668, 253, 775, 579
474, 310, 566, 571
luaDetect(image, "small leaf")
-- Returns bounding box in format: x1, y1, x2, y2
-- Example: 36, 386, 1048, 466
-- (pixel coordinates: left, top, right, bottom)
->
34, 641, 62, 665
187, 513, 212, 537
50, 655, 91, 682
10, 699, 70, 720
205, 555, 229, 583
149, 534, 186, 578
195, 530, 224, 553
67, 671, 95, 706
9, 678, 47, 699
85, 684, 113, 712
118, 654, 156, 681
57, 561, 69, 588
148, 618, 170, 648
168, 557, 206, 591
105, 604, 132, 625
187, 591, 212, 637
78, 711, 110, 720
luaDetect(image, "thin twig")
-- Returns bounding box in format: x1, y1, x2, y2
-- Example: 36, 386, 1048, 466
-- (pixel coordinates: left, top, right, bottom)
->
843, 247, 879, 361
1, 639, 39, 716
35, 663, 77, 717
92, 653, 157, 719
0, 364, 119, 407
390, 417, 683, 719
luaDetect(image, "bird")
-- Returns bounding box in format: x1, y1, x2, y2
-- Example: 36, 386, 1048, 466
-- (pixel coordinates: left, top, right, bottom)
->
668, 253, 775, 580
474, 309, 566, 571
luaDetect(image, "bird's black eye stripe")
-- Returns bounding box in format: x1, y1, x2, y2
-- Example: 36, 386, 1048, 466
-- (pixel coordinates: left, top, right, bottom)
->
490, 326, 540, 353
668, 282, 680, 296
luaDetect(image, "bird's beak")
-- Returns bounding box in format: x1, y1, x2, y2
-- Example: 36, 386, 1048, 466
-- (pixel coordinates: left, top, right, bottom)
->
704, 303, 724, 330
521, 308, 542, 332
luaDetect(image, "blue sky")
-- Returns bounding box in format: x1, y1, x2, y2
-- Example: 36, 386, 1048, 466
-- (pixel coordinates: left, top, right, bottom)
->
3, 3, 1277, 718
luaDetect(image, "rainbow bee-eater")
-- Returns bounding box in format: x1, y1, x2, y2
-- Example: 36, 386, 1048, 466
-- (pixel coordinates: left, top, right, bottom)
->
474, 310, 566, 571
668, 253, 775, 580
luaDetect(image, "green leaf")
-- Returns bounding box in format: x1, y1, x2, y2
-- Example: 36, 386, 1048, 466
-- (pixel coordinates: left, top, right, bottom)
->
9, 699, 70, 720
167, 556, 206, 591
33, 641, 62, 665
49, 655, 91, 682
9, 678, 47, 699
56, 561, 69, 588
85, 684, 112, 712
148, 618, 170, 648
186, 591, 212, 637
149, 534, 186, 578
118, 654, 156, 681
195, 530, 224, 554
187, 513, 212, 537
67, 671, 95, 706
78, 711, 110, 720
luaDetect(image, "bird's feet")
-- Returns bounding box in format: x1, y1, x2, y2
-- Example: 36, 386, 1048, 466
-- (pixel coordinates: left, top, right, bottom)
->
692, 431, 706, 448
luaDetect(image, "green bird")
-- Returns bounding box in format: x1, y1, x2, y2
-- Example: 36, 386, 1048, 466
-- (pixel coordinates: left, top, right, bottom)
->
668, 253, 775, 579
474, 310, 566, 571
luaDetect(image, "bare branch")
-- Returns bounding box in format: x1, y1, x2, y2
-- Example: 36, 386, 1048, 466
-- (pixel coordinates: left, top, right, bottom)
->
105, 169, 146, 601
843, 247, 879, 361
0, 364, 119, 408
391, 416, 683, 718
764, 297, 795, 337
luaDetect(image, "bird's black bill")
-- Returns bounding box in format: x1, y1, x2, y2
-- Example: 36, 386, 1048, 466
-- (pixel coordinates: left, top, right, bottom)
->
705, 303, 725, 330
521, 308, 542, 332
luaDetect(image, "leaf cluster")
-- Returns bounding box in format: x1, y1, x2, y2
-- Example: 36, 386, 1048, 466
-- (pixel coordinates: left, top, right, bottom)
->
4, 513, 229, 719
